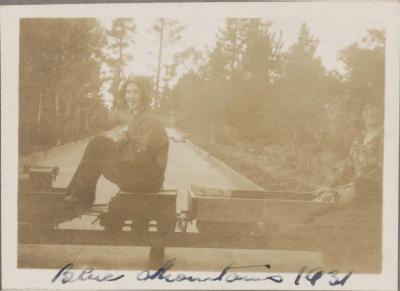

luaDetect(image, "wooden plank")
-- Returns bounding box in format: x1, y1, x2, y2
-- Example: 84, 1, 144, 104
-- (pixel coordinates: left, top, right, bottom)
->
190, 186, 313, 200
18, 204, 76, 225
306, 206, 381, 226
18, 227, 322, 251
149, 244, 165, 269
192, 196, 334, 224
261, 200, 336, 224
18, 191, 65, 220
191, 187, 319, 223
194, 197, 264, 223
190, 185, 231, 198
118, 189, 177, 196
254, 223, 380, 245
192, 192, 381, 226
51, 187, 68, 193
18, 229, 380, 251
18, 192, 65, 207
112, 194, 176, 206
18, 224, 380, 253
18, 166, 58, 192
109, 191, 177, 221
231, 190, 313, 201
19, 191, 66, 197
28, 165, 58, 174
18, 191, 77, 225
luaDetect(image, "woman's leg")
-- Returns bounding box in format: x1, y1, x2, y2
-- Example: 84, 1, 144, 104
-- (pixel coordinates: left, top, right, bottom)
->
66, 136, 116, 207
101, 163, 163, 232
103, 163, 162, 193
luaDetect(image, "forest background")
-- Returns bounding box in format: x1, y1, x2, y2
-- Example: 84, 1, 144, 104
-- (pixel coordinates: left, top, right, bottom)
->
19, 18, 384, 191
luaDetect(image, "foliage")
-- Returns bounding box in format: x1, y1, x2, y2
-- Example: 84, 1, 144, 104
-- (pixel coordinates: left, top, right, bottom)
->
19, 18, 111, 153
161, 20, 385, 158
152, 18, 186, 108
105, 18, 137, 103
19, 17, 385, 166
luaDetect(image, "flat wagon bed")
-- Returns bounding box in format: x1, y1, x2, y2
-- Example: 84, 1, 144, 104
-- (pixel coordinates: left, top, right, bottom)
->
18, 167, 382, 273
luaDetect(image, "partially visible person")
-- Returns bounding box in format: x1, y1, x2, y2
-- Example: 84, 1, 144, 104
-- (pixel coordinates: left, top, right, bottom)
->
313, 96, 384, 204
65, 76, 169, 209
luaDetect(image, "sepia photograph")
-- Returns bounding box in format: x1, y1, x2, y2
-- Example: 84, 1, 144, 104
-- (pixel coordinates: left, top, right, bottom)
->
1, 2, 399, 290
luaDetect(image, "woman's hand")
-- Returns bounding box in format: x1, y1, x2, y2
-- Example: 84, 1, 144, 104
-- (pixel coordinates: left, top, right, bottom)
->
312, 187, 337, 202
312, 187, 334, 197
115, 130, 129, 151
337, 183, 357, 203
312, 184, 356, 203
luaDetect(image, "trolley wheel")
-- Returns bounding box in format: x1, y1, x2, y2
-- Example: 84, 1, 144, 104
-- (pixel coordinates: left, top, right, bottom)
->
157, 220, 176, 233
197, 221, 254, 236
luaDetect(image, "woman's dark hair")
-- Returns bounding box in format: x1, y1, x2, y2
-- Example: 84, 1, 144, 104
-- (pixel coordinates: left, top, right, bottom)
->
353, 92, 385, 132
115, 76, 152, 110
362, 94, 384, 112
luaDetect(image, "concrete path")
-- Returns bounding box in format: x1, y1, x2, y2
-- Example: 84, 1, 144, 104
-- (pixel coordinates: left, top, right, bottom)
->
20, 128, 263, 211
18, 127, 322, 272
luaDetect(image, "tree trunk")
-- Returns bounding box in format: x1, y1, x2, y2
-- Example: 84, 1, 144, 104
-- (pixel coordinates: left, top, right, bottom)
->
155, 18, 165, 109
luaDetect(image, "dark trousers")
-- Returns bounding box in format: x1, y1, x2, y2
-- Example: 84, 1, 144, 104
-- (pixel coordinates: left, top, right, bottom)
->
67, 136, 162, 207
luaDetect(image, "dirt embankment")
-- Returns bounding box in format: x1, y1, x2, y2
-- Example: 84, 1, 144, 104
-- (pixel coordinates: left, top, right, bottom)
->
180, 130, 342, 192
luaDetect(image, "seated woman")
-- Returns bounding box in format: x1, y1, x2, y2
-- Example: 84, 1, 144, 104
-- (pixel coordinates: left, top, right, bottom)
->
65, 76, 169, 209
313, 96, 384, 204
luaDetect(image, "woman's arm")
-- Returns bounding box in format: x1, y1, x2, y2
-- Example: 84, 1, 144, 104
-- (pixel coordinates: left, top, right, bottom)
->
312, 155, 355, 201
312, 140, 356, 200
115, 129, 129, 151
330, 154, 355, 187
123, 114, 168, 166
331, 134, 362, 187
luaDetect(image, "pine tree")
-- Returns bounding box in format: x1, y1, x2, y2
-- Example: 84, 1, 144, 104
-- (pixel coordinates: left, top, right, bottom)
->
105, 18, 136, 103
207, 18, 247, 81
269, 22, 329, 147
152, 18, 185, 109
19, 18, 108, 151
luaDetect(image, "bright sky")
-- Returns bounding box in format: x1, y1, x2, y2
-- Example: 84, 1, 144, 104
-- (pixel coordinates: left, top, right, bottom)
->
101, 17, 385, 105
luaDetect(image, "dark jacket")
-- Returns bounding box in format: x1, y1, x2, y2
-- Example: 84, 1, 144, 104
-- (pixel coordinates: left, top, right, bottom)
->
117, 110, 169, 187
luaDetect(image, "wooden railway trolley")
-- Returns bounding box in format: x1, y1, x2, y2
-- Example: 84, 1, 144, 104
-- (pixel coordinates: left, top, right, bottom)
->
18, 165, 382, 273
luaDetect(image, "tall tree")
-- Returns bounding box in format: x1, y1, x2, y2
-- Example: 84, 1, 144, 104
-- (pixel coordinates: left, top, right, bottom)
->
273, 23, 328, 145
339, 29, 385, 112
207, 18, 247, 81
19, 18, 108, 152
105, 18, 136, 103
241, 19, 274, 82
163, 47, 204, 88
225, 19, 284, 139
164, 18, 287, 147
152, 18, 185, 108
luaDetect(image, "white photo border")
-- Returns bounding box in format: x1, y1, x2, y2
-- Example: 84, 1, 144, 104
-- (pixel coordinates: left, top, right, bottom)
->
1, 2, 399, 290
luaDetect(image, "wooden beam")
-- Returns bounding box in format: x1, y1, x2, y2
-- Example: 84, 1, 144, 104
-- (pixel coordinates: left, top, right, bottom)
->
18, 227, 325, 251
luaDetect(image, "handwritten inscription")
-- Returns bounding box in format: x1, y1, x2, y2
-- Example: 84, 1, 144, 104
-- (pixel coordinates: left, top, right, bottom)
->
137, 259, 352, 286
52, 260, 352, 286
137, 259, 283, 283
294, 266, 353, 286
52, 263, 125, 284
